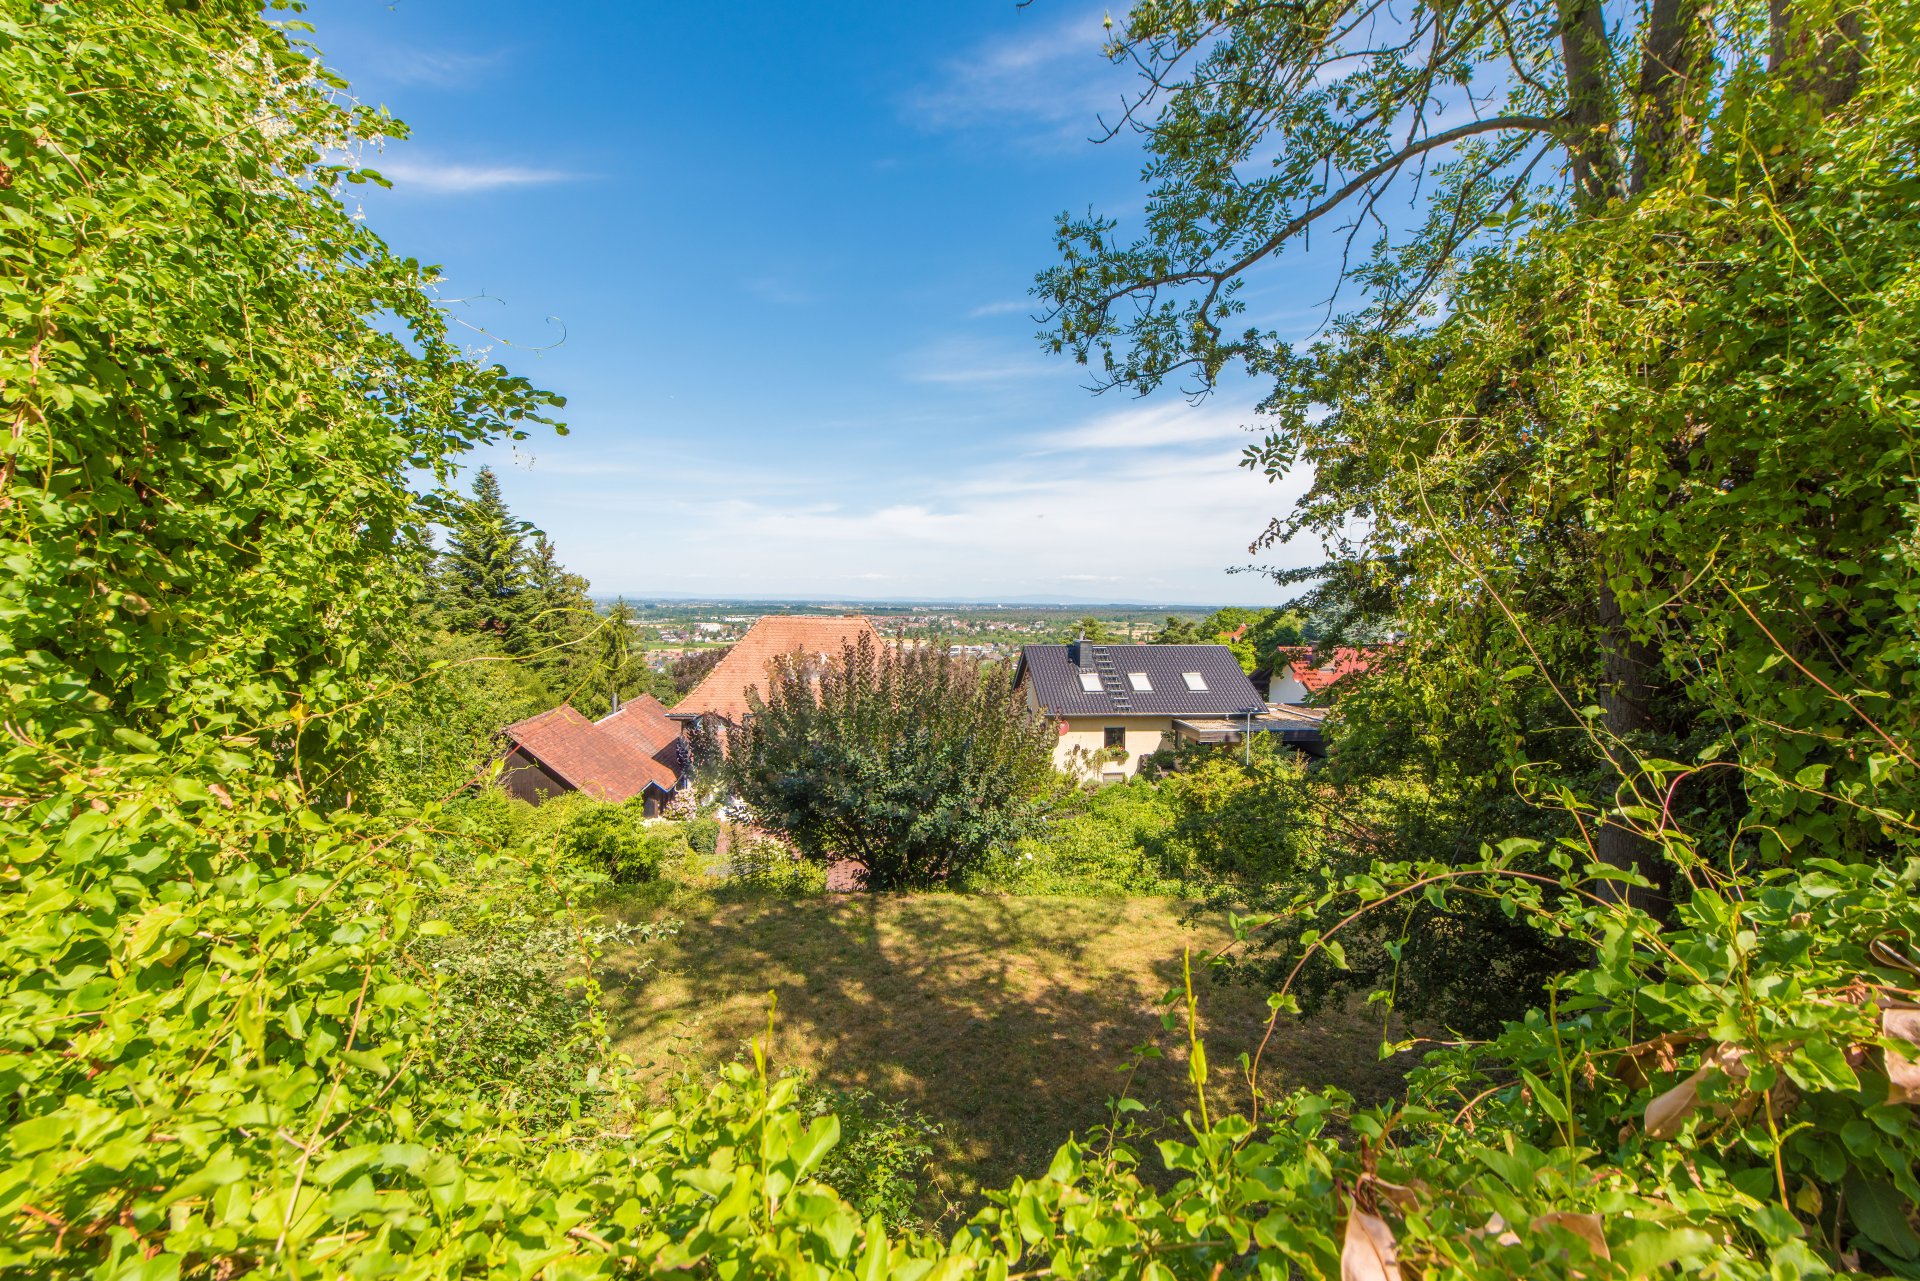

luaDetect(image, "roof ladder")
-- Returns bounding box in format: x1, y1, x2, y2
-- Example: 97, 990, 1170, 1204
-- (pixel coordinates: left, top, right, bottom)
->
1090, 646, 1132, 711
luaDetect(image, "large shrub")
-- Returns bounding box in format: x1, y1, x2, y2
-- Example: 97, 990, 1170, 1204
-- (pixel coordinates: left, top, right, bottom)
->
559, 799, 676, 883
727, 636, 1056, 889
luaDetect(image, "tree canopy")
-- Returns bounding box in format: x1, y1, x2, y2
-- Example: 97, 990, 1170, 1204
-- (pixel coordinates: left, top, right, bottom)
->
728, 638, 1057, 888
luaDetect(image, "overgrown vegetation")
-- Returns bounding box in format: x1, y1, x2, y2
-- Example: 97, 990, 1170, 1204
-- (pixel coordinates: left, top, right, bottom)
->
728, 636, 1056, 889
8, 0, 1920, 1275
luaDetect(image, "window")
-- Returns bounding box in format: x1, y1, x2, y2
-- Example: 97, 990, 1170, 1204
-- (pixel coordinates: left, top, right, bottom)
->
1078, 671, 1103, 692
1104, 727, 1126, 749
1182, 672, 1208, 691
1126, 672, 1152, 691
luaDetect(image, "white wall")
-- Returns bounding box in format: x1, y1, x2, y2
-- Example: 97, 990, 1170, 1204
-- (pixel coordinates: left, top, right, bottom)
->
1269, 672, 1310, 704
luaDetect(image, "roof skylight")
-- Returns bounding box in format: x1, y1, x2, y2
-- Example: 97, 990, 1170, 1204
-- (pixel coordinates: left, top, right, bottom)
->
1078, 672, 1103, 691
1182, 672, 1208, 691
1127, 673, 1152, 691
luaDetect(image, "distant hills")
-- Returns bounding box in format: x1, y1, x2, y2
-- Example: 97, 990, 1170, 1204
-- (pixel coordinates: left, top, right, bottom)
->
589, 593, 1268, 610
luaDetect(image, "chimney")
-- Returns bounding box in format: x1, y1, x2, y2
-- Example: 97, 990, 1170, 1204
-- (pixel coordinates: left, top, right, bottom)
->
1069, 632, 1086, 669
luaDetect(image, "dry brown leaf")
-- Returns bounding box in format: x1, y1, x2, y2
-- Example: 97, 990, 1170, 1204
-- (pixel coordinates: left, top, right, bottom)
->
1645, 1043, 1748, 1138
1644, 1069, 1704, 1138
1529, 1211, 1611, 1260
1342, 1206, 1403, 1281
1883, 1008, 1920, 1104
1365, 1176, 1428, 1211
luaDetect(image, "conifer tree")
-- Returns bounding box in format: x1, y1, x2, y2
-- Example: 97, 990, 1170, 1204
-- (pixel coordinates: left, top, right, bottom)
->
440, 466, 531, 645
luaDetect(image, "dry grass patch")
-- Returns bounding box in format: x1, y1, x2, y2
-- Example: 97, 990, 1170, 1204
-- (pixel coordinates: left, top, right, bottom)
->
600, 891, 1408, 1208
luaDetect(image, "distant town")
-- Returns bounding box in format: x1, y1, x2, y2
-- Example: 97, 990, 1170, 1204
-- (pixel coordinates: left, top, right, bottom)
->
610, 598, 1237, 668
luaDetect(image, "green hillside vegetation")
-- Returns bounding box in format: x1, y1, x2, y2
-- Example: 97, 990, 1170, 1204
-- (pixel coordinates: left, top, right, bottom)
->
8, 0, 1920, 1278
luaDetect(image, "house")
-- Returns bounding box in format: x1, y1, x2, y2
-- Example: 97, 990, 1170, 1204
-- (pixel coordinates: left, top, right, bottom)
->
1267, 646, 1379, 705
1013, 640, 1268, 782
500, 696, 685, 814
670, 613, 881, 730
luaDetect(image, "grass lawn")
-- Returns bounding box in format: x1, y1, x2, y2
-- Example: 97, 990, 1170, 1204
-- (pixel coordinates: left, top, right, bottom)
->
598, 889, 1410, 1213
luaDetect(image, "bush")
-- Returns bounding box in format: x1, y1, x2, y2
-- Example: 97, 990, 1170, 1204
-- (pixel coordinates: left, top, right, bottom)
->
966, 746, 1320, 898
792, 1079, 944, 1231
966, 780, 1188, 897
728, 636, 1055, 888
1156, 742, 1315, 884
420, 816, 677, 1128
683, 816, 722, 857
730, 834, 830, 896
559, 800, 674, 883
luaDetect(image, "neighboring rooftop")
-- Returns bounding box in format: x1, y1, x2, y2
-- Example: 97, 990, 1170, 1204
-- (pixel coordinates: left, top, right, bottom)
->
673, 614, 882, 723
597, 693, 689, 776
1273, 646, 1380, 698
1014, 642, 1265, 717
503, 703, 678, 802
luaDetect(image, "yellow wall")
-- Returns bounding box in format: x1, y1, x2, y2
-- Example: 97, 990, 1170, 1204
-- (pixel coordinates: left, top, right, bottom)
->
1023, 681, 1173, 780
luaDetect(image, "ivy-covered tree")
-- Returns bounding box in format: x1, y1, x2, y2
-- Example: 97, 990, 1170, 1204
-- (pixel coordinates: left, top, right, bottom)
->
1039, 0, 1879, 907
728, 637, 1057, 888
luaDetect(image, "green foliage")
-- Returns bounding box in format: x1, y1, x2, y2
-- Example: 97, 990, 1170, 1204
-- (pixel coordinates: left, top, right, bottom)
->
1157, 743, 1313, 883
438, 465, 533, 642
968, 779, 1186, 897
416, 808, 677, 1130
728, 636, 1057, 889
793, 1080, 944, 1233
968, 745, 1316, 898
366, 629, 555, 806
1151, 606, 1305, 672
11, 0, 1920, 1276
559, 799, 678, 884
729, 834, 832, 897
683, 815, 723, 857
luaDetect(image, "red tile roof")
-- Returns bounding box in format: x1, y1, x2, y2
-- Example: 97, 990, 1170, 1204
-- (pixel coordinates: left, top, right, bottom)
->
598, 694, 688, 777
598, 693, 678, 753
1277, 646, 1380, 697
503, 703, 677, 803
673, 615, 881, 722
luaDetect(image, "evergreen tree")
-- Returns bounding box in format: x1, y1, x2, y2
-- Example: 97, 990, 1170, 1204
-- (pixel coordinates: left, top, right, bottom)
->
519, 532, 596, 679
439, 466, 531, 645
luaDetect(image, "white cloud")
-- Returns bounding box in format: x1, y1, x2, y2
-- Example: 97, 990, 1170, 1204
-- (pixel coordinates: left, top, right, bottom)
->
905, 8, 1134, 150
378, 48, 506, 88
510, 399, 1320, 604
899, 336, 1057, 386
375, 159, 576, 194
968, 299, 1033, 319
1030, 402, 1262, 452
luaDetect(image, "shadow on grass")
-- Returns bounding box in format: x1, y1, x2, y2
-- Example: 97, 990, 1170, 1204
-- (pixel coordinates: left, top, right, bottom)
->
599, 889, 1408, 1211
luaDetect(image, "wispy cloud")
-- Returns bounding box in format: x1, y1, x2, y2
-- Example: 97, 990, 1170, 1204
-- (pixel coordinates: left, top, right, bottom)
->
968, 299, 1034, 319
899, 336, 1056, 386
515, 399, 1320, 604
378, 48, 507, 88
1030, 403, 1263, 453
375, 159, 577, 195
742, 276, 814, 306
905, 8, 1133, 151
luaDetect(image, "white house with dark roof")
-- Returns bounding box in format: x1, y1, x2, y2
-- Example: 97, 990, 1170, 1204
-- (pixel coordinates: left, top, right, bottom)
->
1013, 640, 1270, 781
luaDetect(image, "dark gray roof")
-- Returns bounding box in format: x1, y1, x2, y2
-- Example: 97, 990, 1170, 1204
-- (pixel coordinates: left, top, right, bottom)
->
1013, 643, 1266, 717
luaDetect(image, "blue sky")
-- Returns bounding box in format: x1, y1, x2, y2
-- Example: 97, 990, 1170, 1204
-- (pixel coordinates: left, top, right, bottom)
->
309, 0, 1343, 605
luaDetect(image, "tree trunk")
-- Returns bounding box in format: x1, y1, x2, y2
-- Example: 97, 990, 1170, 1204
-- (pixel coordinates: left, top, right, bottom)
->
1593, 575, 1672, 918
1631, 0, 1716, 193
1558, 0, 1623, 204
1770, 0, 1866, 108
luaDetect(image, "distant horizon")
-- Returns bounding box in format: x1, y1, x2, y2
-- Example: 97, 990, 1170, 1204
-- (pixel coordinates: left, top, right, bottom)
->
591, 592, 1290, 611
311, 1, 1331, 607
